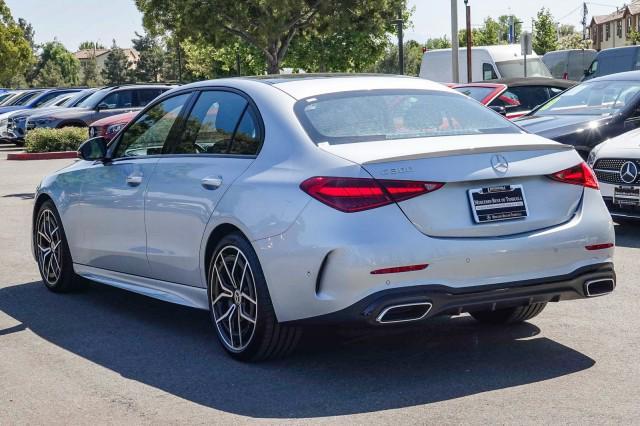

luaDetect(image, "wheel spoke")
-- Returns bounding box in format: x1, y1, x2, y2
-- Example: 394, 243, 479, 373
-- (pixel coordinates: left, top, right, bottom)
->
238, 263, 247, 293
227, 304, 236, 347
216, 304, 235, 324
241, 292, 256, 306
220, 252, 238, 288
38, 231, 51, 243
239, 306, 256, 324
211, 290, 232, 306
214, 265, 234, 294
236, 306, 242, 348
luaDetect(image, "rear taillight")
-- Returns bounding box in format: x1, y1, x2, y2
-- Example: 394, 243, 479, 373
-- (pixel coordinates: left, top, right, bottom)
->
548, 162, 599, 189
300, 177, 444, 213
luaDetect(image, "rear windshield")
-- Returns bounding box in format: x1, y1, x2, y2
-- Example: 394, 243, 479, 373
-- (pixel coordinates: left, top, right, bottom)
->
453, 86, 498, 102
295, 90, 521, 145
496, 58, 552, 78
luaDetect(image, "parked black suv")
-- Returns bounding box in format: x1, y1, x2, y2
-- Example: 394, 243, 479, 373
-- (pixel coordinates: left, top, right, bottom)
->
26, 84, 174, 132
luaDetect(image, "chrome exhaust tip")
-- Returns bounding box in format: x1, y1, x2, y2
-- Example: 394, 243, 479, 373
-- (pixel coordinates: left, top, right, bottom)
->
584, 278, 615, 297
376, 302, 432, 324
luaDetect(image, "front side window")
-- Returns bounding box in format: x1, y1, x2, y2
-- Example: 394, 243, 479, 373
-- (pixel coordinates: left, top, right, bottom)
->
536, 80, 640, 117
113, 93, 189, 158
99, 90, 133, 110
489, 86, 553, 113
295, 90, 521, 145
173, 91, 250, 155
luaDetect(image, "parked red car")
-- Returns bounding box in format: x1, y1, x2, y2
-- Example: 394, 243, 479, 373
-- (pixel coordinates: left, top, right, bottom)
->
452, 78, 575, 120
89, 111, 138, 141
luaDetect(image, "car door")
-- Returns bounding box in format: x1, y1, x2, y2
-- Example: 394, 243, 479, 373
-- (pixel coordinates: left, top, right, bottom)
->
92, 89, 139, 122
64, 93, 190, 277
144, 89, 262, 287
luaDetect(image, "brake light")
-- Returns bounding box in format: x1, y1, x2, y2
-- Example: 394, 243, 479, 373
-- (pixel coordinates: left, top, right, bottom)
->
300, 177, 444, 213
548, 162, 599, 189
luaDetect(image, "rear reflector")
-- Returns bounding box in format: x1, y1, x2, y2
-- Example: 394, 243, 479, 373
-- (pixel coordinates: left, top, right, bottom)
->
585, 243, 614, 251
548, 162, 599, 189
300, 176, 443, 213
371, 264, 429, 275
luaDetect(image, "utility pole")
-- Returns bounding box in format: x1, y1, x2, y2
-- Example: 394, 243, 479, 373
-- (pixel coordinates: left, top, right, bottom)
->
392, 9, 404, 75
464, 0, 472, 83
451, 0, 459, 83
582, 2, 589, 40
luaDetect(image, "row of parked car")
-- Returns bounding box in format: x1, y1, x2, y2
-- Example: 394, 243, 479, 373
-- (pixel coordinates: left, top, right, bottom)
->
0, 84, 174, 146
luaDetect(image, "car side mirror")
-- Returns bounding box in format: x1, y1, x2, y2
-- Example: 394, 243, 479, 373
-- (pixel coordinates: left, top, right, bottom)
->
77, 136, 108, 161
96, 103, 109, 111
489, 105, 507, 116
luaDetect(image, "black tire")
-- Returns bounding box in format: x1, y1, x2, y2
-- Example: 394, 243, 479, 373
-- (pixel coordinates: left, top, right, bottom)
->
470, 302, 547, 325
207, 232, 301, 361
34, 200, 79, 293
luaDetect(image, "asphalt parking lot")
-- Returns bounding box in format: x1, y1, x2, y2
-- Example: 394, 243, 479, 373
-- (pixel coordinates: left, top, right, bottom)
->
1, 143, 639, 424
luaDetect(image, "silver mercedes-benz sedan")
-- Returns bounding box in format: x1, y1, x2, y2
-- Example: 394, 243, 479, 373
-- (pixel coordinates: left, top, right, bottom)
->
32, 75, 616, 361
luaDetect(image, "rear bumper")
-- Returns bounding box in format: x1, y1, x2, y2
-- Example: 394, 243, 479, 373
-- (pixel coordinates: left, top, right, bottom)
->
287, 263, 615, 325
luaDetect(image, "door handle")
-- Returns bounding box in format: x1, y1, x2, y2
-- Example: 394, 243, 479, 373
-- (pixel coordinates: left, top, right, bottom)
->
126, 174, 143, 186
201, 176, 223, 190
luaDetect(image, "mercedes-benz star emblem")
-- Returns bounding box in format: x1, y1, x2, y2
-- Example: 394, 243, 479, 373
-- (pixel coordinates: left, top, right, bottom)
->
491, 154, 509, 174
620, 161, 638, 184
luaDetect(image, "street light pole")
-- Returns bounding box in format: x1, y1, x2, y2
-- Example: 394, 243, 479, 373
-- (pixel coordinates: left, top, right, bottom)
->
397, 11, 404, 75
464, 0, 472, 83
451, 0, 459, 83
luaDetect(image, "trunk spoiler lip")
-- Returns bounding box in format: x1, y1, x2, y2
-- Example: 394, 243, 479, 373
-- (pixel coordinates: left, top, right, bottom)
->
350, 143, 575, 165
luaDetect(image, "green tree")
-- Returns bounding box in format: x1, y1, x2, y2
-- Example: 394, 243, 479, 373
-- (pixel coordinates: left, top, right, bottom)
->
136, 0, 409, 74
34, 41, 80, 86
81, 56, 100, 86
78, 41, 105, 50
558, 33, 592, 50
533, 8, 558, 55
131, 32, 164, 82
101, 41, 131, 84
0, 2, 34, 86
182, 38, 264, 79
370, 39, 423, 76
34, 60, 65, 87
425, 36, 451, 50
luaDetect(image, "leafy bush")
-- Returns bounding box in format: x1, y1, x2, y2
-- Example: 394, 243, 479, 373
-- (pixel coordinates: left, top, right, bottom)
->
25, 127, 89, 153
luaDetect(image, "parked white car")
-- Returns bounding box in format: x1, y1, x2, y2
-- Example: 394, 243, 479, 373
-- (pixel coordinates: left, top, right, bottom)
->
589, 127, 640, 220
33, 75, 615, 361
420, 44, 552, 83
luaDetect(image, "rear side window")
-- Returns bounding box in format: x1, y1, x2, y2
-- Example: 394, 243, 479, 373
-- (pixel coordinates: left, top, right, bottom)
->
295, 90, 520, 145
136, 89, 165, 107
173, 90, 254, 155
489, 86, 553, 113
113, 93, 189, 158
100, 90, 133, 109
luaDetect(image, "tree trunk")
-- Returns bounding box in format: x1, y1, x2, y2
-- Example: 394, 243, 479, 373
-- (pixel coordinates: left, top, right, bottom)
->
266, 57, 280, 74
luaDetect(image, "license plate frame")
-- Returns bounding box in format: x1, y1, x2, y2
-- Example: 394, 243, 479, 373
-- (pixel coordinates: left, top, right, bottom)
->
613, 186, 640, 206
468, 185, 528, 224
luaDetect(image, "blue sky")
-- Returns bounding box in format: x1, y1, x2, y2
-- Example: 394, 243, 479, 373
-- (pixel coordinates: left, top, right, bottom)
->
4, 0, 626, 51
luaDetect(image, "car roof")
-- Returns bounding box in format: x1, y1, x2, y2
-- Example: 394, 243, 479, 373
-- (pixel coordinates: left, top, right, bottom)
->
175, 74, 456, 100
424, 44, 541, 60
588, 70, 640, 82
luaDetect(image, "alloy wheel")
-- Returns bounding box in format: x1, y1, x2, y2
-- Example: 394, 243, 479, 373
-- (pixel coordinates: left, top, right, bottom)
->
210, 245, 258, 352
36, 209, 62, 285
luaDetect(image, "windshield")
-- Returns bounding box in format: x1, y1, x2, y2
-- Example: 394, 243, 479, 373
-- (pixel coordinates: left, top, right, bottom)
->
9, 91, 41, 106
453, 86, 499, 102
295, 90, 521, 145
535, 80, 640, 117
76, 88, 111, 108
496, 58, 552, 78
38, 94, 71, 108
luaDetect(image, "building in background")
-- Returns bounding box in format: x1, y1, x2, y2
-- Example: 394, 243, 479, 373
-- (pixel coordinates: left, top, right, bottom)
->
590, 1, 640, 50
73, 48, 139, 80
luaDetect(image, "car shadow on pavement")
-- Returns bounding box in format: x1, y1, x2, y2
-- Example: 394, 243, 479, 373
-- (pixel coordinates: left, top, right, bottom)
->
615, 222, 640, 249
2, 192, 35, 200
0, 281, 595, 418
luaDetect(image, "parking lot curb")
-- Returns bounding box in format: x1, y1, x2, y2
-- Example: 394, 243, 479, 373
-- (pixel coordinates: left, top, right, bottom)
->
6, 151, 77, 161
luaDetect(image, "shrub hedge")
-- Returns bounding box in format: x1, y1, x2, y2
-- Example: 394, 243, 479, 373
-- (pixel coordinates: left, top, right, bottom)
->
25, 127, 89, 153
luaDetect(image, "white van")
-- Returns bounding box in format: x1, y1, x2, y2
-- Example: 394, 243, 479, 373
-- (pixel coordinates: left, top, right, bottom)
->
419, 44, 552, 83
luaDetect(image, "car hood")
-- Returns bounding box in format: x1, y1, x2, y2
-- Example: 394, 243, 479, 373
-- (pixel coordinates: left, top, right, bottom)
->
28, 107, 88, 121
90, 111, 138, 127
594, 127, 640, 158
0, 105, 27, 114
515, 114, 613, 139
